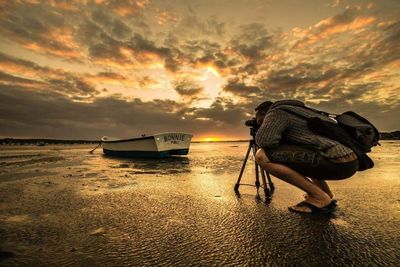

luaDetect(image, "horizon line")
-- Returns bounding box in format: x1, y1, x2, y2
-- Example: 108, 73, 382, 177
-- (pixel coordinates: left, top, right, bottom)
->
1, 130, 399, 143
0, 137, 250, 143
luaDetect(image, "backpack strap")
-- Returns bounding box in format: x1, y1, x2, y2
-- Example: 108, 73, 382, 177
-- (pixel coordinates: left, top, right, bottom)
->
277, 106, 336, 122
278, 107, 308, 120
271, 102, 336, 119
301, 105, 338, 118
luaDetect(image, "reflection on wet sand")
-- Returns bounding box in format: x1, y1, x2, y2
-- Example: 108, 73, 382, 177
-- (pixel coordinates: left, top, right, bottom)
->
0, 142, 399, 266
103, 155, 192, 175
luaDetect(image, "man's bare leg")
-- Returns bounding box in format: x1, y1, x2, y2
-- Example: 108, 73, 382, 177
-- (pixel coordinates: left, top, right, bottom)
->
255, 148, 332, 213
310, 179, 334, 199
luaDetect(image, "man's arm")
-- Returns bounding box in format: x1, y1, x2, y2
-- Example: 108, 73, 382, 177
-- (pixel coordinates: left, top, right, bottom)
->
255, 109, 289, 148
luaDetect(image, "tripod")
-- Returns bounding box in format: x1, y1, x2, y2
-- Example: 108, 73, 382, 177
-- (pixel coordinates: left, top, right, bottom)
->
234, 129, 275, 201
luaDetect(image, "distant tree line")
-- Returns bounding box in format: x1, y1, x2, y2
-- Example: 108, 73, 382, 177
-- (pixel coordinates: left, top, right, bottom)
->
379, 131, 400, 140
0, 138, 99, 145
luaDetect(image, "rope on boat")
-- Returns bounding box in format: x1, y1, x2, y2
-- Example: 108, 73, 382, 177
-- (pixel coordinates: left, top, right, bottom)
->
89, 141, 102, 154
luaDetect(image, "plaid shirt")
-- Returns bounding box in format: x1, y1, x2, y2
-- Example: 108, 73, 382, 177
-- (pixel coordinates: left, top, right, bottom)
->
255, 100, 354, 159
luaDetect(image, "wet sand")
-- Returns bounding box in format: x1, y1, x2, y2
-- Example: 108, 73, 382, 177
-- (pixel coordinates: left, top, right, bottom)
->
0, 141, 399, 266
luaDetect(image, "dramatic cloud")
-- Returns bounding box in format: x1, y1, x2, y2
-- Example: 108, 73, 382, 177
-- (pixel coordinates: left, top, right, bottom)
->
230, 23, 274, 60
173, 14, 226, 38
172, 78, 205, 105
292, 7, 376, 48
0, 1, 81, 59
223, 78, 261, 97
102, 0, 150, 17
193, 97, 248, 126
0, 0, 399, 140
0, 85, 247, 139
0, 52, 99, 98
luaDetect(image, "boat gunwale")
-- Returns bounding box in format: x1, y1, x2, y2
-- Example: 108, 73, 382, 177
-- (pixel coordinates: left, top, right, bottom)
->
102, 136, 154, 143
101, 133, 193, 144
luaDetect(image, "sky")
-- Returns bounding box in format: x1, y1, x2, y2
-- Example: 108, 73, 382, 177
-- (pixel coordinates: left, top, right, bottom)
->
0, 0, 399, 141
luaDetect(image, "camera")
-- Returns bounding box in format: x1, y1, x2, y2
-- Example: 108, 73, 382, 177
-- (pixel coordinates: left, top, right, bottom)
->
245, 118, 258, 128
245, 118, 259, 136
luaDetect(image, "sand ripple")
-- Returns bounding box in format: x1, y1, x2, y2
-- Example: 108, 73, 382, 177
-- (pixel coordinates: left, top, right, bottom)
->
0, 142, 399, 266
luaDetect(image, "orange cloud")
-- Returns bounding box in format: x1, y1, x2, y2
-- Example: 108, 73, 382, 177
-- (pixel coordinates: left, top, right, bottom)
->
117, 46, 166, 67
388, 59, 400, 68
109, 0, 150, 16
7, 23, 82, 60
0, 77, 49, 90
44, 27, 81, 57
0, 54, 68, 81
0, 62, 38, 78
331, 0, 341, 7
23, 42, 81, 59
293, 9, 377, 49
138, 75, 157, 88
50, 0, 80, 11
156, 10, 178, 26
315, 16, 376, 38
90, 57, 141, 69
0, 52, 101, 98
17, 0, 41, 4
84, 72, 131, 86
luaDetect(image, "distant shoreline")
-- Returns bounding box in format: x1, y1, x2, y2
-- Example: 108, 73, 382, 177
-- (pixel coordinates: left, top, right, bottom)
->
0, 138, 249, 145
0, 131, 399, 145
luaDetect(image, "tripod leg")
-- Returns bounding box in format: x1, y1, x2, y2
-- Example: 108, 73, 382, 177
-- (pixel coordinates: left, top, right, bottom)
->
234, 141, 252, 192
251, 140, 274, 200
266, 171, 275, 195
260, 169, 270, 199
251, 141, 261, 195
255, 163, 260, 195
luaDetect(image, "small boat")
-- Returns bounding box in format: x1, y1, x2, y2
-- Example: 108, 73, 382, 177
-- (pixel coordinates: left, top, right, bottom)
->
101, 132, 193, 158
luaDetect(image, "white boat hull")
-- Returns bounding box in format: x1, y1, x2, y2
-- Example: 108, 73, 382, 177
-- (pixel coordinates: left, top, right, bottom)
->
101, 133, 193, 158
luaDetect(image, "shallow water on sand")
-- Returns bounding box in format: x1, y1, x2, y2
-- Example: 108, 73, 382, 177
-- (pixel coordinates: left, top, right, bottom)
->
0, 141, 399, 266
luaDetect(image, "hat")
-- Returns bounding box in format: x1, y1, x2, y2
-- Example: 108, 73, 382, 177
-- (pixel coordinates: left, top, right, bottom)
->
255, 101, 273, 112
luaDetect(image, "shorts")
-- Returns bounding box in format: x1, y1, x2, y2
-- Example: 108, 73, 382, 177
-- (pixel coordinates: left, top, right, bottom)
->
264, 145, 358, 180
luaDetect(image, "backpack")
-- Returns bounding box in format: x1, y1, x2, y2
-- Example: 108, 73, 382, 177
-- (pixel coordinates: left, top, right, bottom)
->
335, 111, 380, 153
279, 106, 380, 171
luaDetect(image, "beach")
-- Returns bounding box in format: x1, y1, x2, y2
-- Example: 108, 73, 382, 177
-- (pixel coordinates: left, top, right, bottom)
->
0, 141, 399, 266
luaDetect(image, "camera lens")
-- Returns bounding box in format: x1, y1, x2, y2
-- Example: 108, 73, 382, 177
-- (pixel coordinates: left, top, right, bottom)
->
245, 118, 258, 128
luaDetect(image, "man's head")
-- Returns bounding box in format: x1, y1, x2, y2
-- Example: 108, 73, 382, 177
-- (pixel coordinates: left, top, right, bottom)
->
255, 101, 273, 125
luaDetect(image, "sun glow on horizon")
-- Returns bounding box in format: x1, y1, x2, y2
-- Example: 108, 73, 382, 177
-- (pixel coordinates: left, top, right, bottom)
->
198, 137, 222, 142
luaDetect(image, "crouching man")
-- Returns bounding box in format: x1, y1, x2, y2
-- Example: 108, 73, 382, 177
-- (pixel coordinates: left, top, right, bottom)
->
254, 100, 358, 214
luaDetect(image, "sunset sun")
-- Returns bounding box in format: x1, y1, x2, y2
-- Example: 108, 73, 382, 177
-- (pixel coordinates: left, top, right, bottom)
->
201, 137, 222, 142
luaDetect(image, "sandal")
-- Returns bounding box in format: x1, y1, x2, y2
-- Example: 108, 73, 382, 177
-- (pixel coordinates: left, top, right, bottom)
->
288, 200, 337, 214
304, 194, 338, 207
